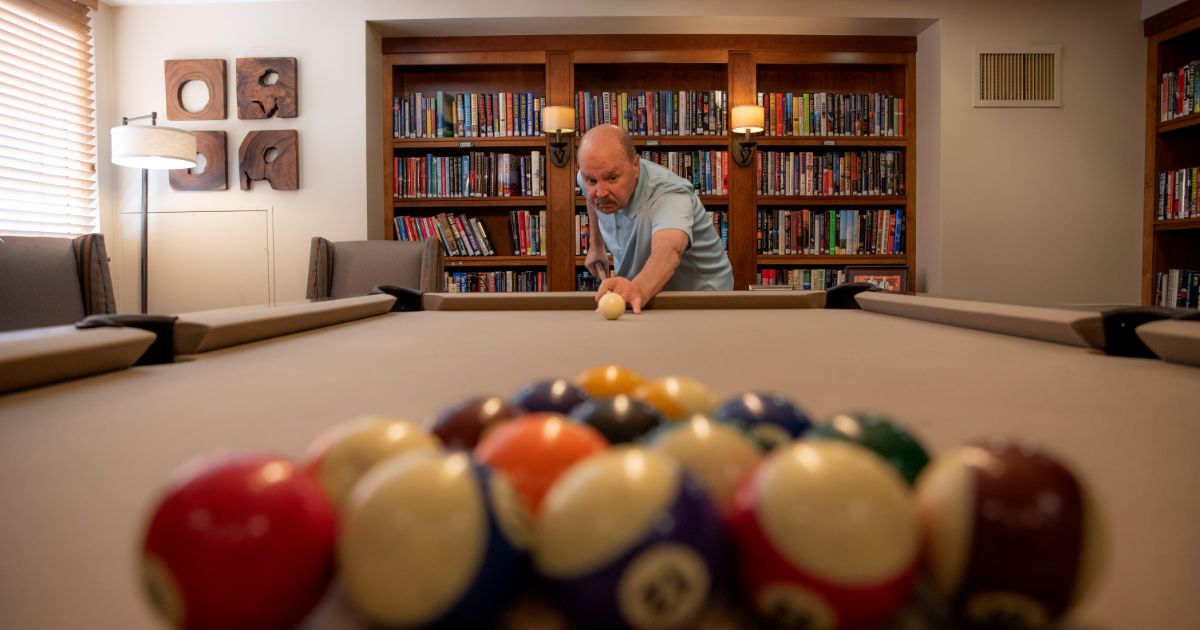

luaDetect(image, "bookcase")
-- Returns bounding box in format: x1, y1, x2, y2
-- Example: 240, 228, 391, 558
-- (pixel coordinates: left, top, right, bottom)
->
382, 36, 917, 292
1143, 0, 1200, 308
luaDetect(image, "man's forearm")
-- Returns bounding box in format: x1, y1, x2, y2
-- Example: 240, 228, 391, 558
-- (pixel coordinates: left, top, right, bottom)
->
631, 247, 682, 300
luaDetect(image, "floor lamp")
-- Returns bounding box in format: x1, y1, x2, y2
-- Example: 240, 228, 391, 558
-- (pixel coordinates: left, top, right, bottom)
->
110, 113, 196, 313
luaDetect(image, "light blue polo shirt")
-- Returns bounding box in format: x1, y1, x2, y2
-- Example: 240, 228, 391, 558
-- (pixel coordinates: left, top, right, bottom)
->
581, 160, 733, 291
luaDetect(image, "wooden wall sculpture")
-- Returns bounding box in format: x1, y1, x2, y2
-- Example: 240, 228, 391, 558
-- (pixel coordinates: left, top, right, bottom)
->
239, 130, 298, 190
169, 131, 227, 191
236, 57, 298, 119
164, 59, 226, 121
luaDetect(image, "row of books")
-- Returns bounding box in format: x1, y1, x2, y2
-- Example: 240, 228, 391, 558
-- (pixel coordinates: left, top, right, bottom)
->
758, 150, 905, 197
394, 210, 546, 256
757, 209, 905, 256
393, 152, 545, 198
394, 213, 493, 257
392, 92, 547, 139
1159, 60, 1199, 122
639, 150, 729, 195
576, 270, 602, 292
572, 210, 730, 255
1155, 269, 1200, 309
575, 90, 727, 136
445, 270, 547, 293
755, 267, 849, 290
755, 91, 906, 137
1158, 167, 1198, 220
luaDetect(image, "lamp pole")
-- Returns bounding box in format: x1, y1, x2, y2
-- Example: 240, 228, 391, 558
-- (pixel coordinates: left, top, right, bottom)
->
121, 112, 158, 314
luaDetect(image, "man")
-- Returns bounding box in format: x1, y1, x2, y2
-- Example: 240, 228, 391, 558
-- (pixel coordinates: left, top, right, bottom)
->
578, 125, 733, 313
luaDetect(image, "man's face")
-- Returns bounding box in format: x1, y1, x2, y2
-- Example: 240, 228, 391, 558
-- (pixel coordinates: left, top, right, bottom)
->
578, 145, 639, 214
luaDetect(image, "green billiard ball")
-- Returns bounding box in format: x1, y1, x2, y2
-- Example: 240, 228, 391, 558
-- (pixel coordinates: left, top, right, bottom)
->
806, 412, 930, 485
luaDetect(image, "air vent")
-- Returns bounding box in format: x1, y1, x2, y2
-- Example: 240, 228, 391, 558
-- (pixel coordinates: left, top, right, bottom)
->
973, 46, 1061, 107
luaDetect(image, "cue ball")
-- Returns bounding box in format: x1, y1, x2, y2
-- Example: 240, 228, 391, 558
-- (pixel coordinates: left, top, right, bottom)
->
914, 438, 1104, 629
141, 453, 337, 630
598, 291, 625, 320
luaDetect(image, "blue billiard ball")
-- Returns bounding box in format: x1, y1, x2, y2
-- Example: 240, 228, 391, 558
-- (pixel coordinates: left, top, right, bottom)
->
535, 448, 727, 630
512, 378, 591, 415
714, 392, 812, 451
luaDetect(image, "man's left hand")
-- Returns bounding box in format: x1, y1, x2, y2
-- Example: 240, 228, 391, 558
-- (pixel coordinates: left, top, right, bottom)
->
595, 276, 646, 314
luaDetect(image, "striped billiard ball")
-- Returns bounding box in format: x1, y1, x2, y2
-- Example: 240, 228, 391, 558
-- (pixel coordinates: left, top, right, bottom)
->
915, 438, 1103, 629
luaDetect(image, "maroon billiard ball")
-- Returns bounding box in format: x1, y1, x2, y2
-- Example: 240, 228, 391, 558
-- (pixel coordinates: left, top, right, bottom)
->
915, 438, 1104, 629
430, 395, 525, 449
141, 453, 337, 629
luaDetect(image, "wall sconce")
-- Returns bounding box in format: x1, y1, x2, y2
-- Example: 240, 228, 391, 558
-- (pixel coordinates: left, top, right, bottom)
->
730, 104, 765, 168
541, 105, 576, 168
111, 112, 197, 313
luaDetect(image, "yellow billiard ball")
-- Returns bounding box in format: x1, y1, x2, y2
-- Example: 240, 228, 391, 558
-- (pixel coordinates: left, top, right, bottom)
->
597, 291, 625, 320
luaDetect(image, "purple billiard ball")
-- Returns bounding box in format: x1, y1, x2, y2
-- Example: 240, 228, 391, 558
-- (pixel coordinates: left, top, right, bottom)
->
714, 392, 812, 451
512, 378, 591, 415
534, 448, 726, 630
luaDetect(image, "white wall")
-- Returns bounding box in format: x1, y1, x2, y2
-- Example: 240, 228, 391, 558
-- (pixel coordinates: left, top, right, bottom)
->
100, 0, 1149, 309
1142, 0, 1185, 19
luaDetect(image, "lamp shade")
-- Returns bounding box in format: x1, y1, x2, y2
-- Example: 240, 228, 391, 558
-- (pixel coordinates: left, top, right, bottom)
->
730, 105, 765, 134
111, 125, 197, 169
541, 106, 576, 133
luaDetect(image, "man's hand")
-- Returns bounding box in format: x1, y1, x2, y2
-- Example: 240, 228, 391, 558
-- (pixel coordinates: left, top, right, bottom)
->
595, 276, 647, 314
584, 244, 609, 281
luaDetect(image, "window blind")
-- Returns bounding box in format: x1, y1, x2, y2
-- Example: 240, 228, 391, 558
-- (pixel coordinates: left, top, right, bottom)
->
0, 0, 97, 236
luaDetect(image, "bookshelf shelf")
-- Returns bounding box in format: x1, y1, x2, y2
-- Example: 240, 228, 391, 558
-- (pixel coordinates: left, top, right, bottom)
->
1156, 112, 1200, 134
445, 256, 547, 267
392, 138, 546, 150
1143, 0, 1200, 307
383, 35, 917, 292
758, 255, 908, 265
393, 197, 546, 208
757, 136, 908, 148
1154, 217, 1200, 231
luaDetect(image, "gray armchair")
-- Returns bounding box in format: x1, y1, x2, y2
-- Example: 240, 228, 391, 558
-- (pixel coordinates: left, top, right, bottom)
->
0, 234, 117, 331
306, 237, 444, 299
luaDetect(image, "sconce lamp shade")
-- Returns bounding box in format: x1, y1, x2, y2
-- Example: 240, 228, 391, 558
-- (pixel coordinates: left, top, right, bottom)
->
731, 105, 765, 134
111, 125, 197, 170
541, 106, 576, 133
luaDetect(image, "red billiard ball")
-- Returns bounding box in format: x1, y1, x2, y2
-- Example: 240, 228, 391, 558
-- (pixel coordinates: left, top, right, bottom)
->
915, 438, 1104, 629
475, 414, 607, 514
729, 441, 919, 630
141, 453, 337, 630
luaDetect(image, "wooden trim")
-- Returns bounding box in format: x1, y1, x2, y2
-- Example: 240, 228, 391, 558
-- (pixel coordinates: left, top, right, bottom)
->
904, 51, 917, 294
1142, 29, 1159, 304
754, 50, 908, 65
384, 51, 546, 66
384, 34, 916, 55
1144, 0, 1200, 37
728, 51, 757, 290
758, 255, 909, 265
546, 50, 575, 291
394, 197, 547, 208
1154, 218, 1200, 231
574, 50, 727, 64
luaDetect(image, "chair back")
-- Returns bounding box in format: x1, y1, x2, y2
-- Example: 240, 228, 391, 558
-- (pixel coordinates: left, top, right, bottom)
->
306, 237, 444, 299
0, 234, 116, 331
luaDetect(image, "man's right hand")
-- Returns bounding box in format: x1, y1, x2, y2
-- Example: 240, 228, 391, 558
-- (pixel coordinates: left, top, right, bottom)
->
585, 245, 609, 281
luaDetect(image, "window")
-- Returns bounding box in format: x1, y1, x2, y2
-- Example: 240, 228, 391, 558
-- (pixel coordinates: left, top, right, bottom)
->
0, 0, 97, 236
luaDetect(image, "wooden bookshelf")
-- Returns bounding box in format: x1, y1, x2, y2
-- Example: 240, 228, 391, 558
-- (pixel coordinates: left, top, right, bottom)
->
1143, 0, 1200, 306
383, 35, 917, 292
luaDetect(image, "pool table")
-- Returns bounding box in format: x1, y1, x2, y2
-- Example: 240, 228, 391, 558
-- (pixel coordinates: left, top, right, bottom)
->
0, 290, 1197, 629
